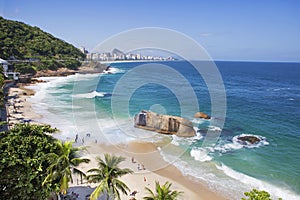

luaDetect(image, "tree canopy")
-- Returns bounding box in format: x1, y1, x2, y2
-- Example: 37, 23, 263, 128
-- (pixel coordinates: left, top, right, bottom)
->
0, 124, 58, 199
242, 189, 282, 200
0, 16, 85, 71
42, 141, 90, 195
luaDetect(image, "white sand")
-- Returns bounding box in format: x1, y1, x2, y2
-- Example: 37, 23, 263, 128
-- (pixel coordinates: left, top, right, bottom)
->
68, 142, 225, 200
8, 84, 226, 200
7, 85, 42, 128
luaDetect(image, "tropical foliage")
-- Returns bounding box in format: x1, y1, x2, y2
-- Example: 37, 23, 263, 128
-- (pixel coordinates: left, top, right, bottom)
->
0, 70, 4, 108
0, 124, 58, 200
143, 181, 183, 200
241, 189, 282, 200
42, 141, 90, 195
87, 153, 133, 200
0, 16, 85, 72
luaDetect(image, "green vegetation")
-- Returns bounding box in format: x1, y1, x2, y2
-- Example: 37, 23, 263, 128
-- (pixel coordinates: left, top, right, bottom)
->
0, 68, 5, 108
0, 124, 58, 200
0, 124, 90, 199
42, 141, 90, 195
0, 16, 85, 73
87, 153, 133, 200
242, 189, 282, 200
143, 181, 183, 200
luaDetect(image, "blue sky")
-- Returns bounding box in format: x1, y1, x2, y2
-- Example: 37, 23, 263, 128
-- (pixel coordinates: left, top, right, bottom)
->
1, 0, 300, 61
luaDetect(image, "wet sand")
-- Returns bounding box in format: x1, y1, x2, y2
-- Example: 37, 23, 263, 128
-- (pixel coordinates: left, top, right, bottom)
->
7, 80, 226, 200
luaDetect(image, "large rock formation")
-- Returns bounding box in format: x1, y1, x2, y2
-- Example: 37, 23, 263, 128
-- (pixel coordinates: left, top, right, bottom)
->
194, 112, 211, 119
134, 110, 196, 137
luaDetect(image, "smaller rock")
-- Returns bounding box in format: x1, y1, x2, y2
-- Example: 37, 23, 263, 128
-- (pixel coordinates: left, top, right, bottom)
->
194, 112, 211, 119
237, 136, 261, 144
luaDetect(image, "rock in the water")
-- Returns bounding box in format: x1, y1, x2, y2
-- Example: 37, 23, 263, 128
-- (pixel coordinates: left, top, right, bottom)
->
194, 112, 211, 119
237, 135, 261, 144
134, 110, 196, 137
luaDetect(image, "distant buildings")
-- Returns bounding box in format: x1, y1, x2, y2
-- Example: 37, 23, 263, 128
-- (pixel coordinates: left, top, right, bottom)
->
79, 47, 88, 54
0, 58, 8, 74
0, 58, 19, 80
83, 48, 175, 62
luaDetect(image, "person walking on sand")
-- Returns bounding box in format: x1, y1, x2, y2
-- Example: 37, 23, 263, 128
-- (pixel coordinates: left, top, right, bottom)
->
75, 134, 78, 143
131, 157, 136, 163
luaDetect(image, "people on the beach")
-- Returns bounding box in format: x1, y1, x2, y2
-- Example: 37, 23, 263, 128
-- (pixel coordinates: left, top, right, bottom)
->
131, 157, 136, 163
130, 190, 138, 197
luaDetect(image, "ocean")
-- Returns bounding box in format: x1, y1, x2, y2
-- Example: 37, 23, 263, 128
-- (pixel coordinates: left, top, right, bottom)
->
28, 61, 300, 199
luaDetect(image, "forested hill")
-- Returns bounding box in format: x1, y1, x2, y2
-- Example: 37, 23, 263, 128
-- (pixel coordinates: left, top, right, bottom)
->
0, 16, 85, 72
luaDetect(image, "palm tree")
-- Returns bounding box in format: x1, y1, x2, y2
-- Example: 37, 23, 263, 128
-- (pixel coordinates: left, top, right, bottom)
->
143, 181, 183, 200
87, 153, 133, 200
42, 141, 90, 195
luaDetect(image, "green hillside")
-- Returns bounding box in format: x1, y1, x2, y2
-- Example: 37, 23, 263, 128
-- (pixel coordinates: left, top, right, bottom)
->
0, 16, 85, 72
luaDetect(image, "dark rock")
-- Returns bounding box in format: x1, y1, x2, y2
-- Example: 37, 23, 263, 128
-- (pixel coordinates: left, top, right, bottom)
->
194, 112, 211, 119
237, 135, 261, 144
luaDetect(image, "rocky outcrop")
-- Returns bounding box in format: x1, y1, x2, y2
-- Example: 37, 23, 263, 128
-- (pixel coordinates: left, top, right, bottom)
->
194, 112, 211, 119
134, 110, 196, 137
237, 135, 261, 144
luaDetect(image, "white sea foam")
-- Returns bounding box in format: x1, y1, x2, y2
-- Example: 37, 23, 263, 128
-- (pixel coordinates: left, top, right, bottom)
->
214, 133, 269, 153
72, 91, 107, 98
190, 148, 212, 162
74, 73, 100, 81
208, 125, 222, 132
267, 87, 291, 92
102, 67, 125, 74
171, 135, 180, 146
191, 118, 207, 124
158, 146, 300, 200
232, 133, 269, 147
216, 163, 300, 200
170, 129, 203, 146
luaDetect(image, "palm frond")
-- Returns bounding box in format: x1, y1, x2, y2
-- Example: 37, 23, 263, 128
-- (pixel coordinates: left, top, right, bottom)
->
89, 179, 109, 200
71, 157, 90, 166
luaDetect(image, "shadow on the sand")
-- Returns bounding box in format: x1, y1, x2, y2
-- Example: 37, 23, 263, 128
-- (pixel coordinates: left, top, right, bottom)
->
66, 186, 95, 200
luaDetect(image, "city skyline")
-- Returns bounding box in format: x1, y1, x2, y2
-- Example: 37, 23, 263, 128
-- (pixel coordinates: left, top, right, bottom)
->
1, 0, 300, 62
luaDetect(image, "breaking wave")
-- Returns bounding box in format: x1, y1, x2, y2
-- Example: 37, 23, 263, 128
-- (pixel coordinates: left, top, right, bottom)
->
190, 147, 213, 162
214, 134, 269, 153
72, 91, 108, 98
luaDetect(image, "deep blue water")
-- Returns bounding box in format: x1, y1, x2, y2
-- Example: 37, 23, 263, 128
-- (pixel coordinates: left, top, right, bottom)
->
31, 60, 300, 199
104, 61, 300, 198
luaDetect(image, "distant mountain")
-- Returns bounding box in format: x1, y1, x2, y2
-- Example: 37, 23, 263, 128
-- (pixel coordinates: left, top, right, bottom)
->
112, 48, 125, 56
0, 16, 85, 72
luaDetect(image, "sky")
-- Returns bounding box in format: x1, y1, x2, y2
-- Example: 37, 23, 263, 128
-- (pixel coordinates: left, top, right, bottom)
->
0, 0, 300, 61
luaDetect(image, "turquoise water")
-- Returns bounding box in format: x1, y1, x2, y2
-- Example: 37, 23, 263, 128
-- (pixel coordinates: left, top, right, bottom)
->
29, 61, 300, 199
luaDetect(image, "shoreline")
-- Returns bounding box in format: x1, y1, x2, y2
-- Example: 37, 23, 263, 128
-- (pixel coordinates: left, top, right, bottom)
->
73, 141, 226, 200
6, 84, 43, 128
7, 73, 226, 200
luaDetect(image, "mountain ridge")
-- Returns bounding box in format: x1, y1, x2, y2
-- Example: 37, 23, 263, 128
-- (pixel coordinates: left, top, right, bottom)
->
0, 16, 85, 72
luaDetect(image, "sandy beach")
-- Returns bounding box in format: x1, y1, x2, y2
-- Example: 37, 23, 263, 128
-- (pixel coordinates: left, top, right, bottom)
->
67, 141, 226, 200
6, 81, 226, 200
6, 84, 42, 129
